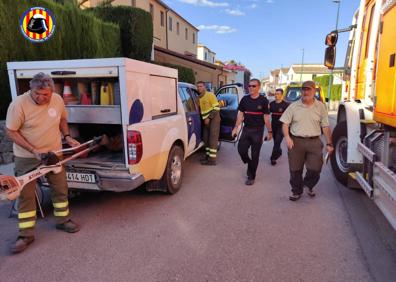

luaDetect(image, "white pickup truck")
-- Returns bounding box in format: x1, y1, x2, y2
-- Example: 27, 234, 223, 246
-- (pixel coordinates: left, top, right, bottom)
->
7, 58, 241, 194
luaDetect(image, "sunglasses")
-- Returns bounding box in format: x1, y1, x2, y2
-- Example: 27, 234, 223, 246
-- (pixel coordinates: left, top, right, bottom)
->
248, 85, 258, 88
302, 87, 313, 91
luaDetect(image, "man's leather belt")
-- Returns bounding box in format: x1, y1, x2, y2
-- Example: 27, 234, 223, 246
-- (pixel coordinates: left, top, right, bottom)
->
291, 134, 319, 139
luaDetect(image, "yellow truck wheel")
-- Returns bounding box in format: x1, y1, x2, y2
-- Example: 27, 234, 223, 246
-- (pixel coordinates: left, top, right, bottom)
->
330, 121, 349, 185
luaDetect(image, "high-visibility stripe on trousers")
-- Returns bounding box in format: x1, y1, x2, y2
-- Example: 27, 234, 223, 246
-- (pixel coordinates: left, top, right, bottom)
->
206, 148, 217, 158
202, 111, 220, 160
18, 210, 36, 230
53, 201, 69, 217
14, 156, 71, 236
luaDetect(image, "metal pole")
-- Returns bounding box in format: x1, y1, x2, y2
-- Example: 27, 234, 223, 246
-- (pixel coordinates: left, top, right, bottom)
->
327, 0, 341, 108
300, 48, 304, 83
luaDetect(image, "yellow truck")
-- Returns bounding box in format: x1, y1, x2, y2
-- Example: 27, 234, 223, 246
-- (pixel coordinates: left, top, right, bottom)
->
325, 0, 396, 229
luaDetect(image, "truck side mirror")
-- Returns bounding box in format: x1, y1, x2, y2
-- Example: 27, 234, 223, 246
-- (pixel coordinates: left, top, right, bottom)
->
324, 47, 336, 69
325, 31, 338, 46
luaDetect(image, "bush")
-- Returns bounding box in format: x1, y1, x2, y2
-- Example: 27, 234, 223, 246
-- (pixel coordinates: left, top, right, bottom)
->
0, 0, 121, 119
88, 6, 153, 62
314, 75, 342, 101
155, 62, 196, 84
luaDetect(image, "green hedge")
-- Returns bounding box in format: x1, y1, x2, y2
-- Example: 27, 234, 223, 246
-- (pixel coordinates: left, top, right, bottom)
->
155, 62, 196, 84
314, 75, 342, 101
88, 6, 153, 62
0, 0, 121, 119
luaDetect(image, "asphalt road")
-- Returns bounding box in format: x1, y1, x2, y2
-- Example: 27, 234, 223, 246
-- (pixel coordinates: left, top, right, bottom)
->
0, 124, 395, 281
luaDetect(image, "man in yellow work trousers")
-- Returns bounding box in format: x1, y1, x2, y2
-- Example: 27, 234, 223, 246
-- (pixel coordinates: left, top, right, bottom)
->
196, 81, 221, 166
6, 72, 81, 254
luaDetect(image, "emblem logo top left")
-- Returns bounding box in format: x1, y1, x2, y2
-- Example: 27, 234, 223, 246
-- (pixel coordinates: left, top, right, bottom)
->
20, 7, 56, 43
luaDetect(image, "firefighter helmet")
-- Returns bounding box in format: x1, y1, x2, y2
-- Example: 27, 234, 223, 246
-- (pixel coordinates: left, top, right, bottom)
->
27, 14, 48, 34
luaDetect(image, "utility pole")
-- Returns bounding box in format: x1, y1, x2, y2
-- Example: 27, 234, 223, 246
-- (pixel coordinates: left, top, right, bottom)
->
300, 48, 304, 83
327, 0, 341, 107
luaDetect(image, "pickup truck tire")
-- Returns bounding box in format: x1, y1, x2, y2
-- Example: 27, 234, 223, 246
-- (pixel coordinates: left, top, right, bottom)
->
330, 121, 349, 186
162, 145, 184, 194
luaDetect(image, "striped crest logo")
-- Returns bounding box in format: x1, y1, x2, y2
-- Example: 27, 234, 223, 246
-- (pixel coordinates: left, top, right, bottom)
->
20, 7, 56, 43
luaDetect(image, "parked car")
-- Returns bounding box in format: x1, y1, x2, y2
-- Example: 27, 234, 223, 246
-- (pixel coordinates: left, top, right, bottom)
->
215, 83, 244, 141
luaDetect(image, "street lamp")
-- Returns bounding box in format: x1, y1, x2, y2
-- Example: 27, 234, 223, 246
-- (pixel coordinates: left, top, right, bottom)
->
300, 48, 305, 83
327, 0, 341, 108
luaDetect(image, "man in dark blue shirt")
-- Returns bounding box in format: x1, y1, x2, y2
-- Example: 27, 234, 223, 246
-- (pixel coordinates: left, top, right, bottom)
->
269, 88, 289, 165
232, 79, 272, 185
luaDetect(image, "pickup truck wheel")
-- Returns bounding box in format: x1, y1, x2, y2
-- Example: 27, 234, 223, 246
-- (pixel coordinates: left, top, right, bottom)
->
330, 121, 349, 186
162, 145, 184, 194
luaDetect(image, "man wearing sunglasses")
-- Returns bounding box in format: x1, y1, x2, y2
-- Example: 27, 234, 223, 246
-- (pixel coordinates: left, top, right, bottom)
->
232, 79, 272, 185
280, 80, 333, 201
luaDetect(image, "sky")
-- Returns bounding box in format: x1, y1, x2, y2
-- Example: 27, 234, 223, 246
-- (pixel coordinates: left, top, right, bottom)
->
163, 0, 361, 78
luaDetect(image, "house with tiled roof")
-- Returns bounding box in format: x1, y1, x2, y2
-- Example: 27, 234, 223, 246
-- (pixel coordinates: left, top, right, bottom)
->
278, 67, 290, 86
287, 64, 343, 84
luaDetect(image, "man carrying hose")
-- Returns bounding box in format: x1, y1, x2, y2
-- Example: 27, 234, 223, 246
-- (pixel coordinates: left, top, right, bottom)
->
6, 72, 81, 254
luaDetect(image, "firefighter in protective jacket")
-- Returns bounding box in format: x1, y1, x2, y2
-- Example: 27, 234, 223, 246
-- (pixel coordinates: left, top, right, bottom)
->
196, 81, 221, 165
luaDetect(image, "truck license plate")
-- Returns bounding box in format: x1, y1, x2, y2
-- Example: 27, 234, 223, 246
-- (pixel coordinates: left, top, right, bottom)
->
66, 172, 95, 183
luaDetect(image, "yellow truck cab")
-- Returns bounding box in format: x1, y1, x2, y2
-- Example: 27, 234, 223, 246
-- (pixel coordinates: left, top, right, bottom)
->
324, 0, 396, 229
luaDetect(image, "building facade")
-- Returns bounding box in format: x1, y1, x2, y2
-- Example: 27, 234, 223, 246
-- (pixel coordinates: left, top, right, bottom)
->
154, 46, 222, 91
215, 61, 237, 87
197, 44, 216, 64
287, 64, 343, 85
84, 0, 228, 88
84, 0, 198, 56
278, 68, 289, 86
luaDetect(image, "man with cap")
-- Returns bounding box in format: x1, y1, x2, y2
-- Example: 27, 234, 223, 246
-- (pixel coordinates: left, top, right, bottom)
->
280, 80, 333, 201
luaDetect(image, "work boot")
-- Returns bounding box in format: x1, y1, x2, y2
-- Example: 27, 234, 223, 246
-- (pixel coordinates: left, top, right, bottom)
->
307, 188, 316, 197
245, 178, 255, 185
56, 219, 80, 233
11, 236, 35, 254
201, 159, 216, 166
199, 155, 208, 163
289, 193, 301, 201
